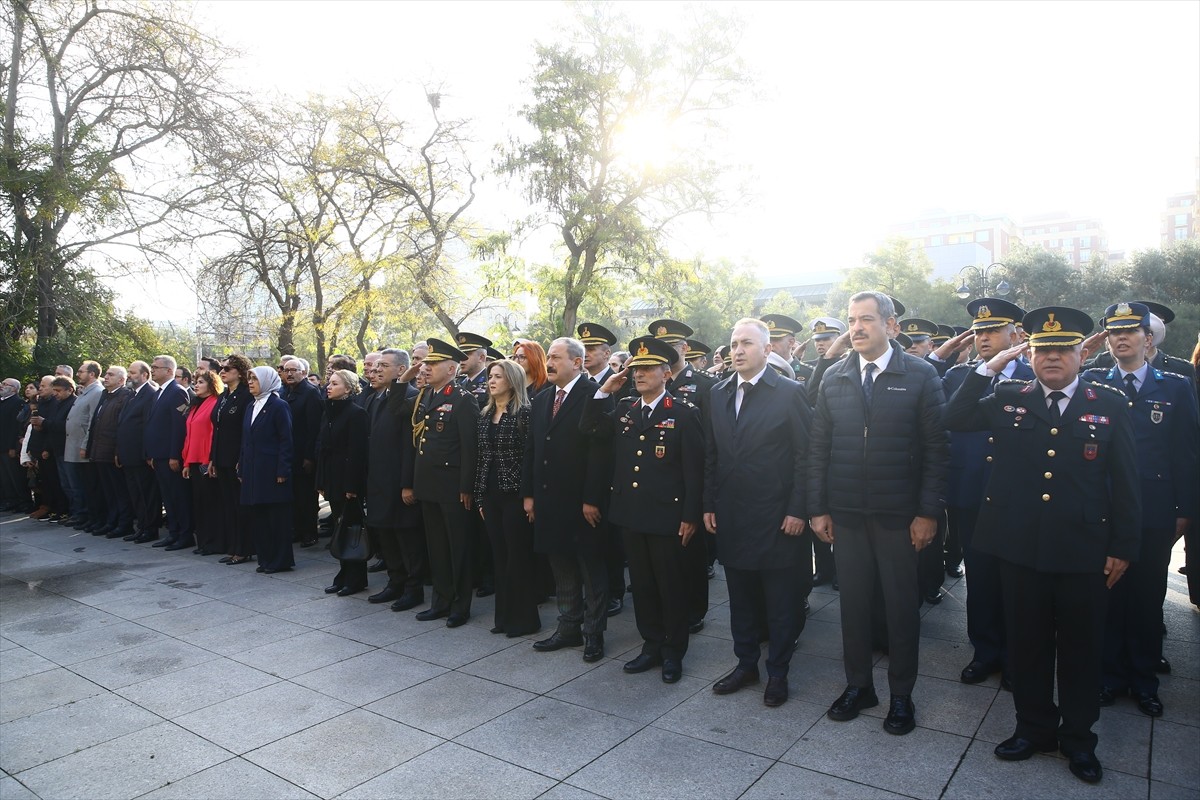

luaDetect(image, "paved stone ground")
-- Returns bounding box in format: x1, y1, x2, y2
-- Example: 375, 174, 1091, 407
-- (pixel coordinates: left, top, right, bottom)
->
1, 511, 1197, 800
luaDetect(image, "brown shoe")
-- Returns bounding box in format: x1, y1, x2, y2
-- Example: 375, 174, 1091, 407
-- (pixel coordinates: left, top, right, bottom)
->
28, 506, 50, 520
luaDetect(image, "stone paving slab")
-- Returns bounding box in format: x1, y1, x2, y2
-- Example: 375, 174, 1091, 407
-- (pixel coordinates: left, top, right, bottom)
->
1, 512, 1197, 800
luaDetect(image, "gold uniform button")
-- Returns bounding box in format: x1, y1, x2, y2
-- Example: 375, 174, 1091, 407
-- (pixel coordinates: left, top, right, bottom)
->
1042, 494, 1051, 502
636, 450, 643, 456
1044, 472, 1052, 479
1050, 427, 1059, 435
632, 482, 639, 488
987, 437, 994, 444
633, 466, 640, 472
639, 435, 646, 441
1047, 450, 1055, 457
425, 415, 430, 420
985, 456, 993, 462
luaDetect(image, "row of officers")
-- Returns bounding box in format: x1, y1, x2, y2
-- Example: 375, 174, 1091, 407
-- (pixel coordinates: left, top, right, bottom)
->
399, 293, 1195, 787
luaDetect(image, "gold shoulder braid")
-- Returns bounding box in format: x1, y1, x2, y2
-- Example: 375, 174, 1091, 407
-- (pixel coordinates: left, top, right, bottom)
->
411, 386, 427, 447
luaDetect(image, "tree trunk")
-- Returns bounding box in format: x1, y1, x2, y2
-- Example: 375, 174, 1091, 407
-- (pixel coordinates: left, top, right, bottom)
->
33, 236, 59, 366
277, 295, 300, 358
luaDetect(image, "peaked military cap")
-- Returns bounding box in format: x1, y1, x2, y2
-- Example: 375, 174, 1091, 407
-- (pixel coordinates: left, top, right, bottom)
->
932, 324, 956, 345
625, 336, 677, 368
1023, 306, 1093, 347
889, 296, 906, 317
485, 346, 506, 362
1133, 301, 1175, 324
454, 331, 492, 352
967, 297, 1025, 331
577, 322, 618, 347
895, 332, 913, 349
683, 340, 710, 361
810, 317, 847, 340
899, 318, 937, 342
424, 338, 469, 363
1100, 302, 1150, 331
648, 319, 693, 343
760, 314, 803, 340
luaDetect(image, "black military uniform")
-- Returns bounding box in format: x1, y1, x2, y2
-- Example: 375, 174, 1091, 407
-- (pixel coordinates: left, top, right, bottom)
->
454, 331, 494, 597
760, 314, 814, 386
413, 338, 481, 626
944, 306, 1141, 785
581, 336, 704, 682
455, 331, 493, 410
684, 339, 711, 371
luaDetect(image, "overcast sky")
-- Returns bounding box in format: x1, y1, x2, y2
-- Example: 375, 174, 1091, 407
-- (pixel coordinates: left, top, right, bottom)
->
139, 0, 1200, 319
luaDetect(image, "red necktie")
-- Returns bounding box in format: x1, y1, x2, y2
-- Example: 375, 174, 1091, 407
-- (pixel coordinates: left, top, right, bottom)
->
552, 388, 566, 418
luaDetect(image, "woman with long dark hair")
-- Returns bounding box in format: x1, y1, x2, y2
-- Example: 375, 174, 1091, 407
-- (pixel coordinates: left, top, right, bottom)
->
239, 366, 294, 574
181, 369, 222, 555
212, 354, 255, 565
474, 359, 541, 637
317, 369, 369, 596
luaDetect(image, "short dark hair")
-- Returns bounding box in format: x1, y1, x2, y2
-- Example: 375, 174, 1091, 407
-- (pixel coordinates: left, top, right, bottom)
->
51, 376, 75, 391
379, 348, 410, 368
175, 366, 192, 381
81, 360, 101, 377
327, 354, 357, 372
849, 291, 896, 320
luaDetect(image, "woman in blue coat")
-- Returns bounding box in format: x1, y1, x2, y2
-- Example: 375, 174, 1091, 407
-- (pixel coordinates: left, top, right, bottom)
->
240, 366, 295, 573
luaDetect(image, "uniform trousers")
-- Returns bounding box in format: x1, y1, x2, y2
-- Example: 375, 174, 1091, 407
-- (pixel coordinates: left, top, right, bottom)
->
422, 500, 474, 617
122, 462, 159, 536
684, 523, 709, 624
98, 463, 132, 533
832, 512, 920, 695
725, 561, 809, 678
1000, 560, 1107, 753
246, 502, 294, 571
374, 524, 427, 597
152, 458, 191, 544
952, 504, 1006, 667
603, 522, 627, 600
481, 491, 541, 635
547, 546, 608, 637
624, 527, 689, 661
187, 467, 221, 553
1102, 526, 1172, 695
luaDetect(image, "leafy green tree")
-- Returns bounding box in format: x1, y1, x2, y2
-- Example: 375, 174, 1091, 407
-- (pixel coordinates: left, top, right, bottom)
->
1121, 240, 1200, 359
832, 237, 962, 323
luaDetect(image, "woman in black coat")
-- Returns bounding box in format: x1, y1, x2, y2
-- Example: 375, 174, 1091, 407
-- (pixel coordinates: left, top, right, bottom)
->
474, 359, 540, 637
211, 354, 255, 565
317, 369, 369, 596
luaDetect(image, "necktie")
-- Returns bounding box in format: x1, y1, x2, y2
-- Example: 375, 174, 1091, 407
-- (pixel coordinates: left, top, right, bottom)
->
1123, 373, 1137, 401
989, 374, 1000, 394
1047, 390, 1066, 424
552, 388, 566, 418
862, 362, 877, 406
642, 404, 652, 424
736, 381, 751, 418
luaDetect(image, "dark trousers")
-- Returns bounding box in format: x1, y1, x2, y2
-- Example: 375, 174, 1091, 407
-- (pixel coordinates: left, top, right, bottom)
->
122, 462, 159, 537
0, 450, 30, 508
188, 467, 221, 553
832, 513, 920, 695
246, 502, 294, 571
1001, 559, 1107, 753
82, 462, 105, 525
214, 466, 248, 556
547, 549, 608, 637
98, 462, 132, 532
468, 510, 494, 590
422, 500, 474, 617
624, 527, 689, 661
374, 524, 427, 597
152, 458, 191, 543
603, 521, 627, 600
481, 491, 541, 635
952, 504, 1006, 667
1185, 523, 1200, 606
291, 466, 318, 543
329, 497, 367, 590
726, 561, 809, 678
1103, 526, 1172, 695
811, 537, 836, 580
917, 513, 947, 599
943, 506, 963, 570
684, 520, 709, 624
40, 455, 66, 514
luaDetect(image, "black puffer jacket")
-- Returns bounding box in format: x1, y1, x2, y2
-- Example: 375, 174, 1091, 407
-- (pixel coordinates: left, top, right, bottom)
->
808, 340, 949, 519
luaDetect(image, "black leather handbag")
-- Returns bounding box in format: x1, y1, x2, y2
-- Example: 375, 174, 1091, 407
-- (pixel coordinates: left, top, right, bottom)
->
329, 509, 369, 562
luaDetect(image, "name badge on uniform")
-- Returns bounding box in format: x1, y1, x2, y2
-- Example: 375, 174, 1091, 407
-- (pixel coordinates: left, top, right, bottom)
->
655, 445, 665, 458
1083, 443, 1098, 461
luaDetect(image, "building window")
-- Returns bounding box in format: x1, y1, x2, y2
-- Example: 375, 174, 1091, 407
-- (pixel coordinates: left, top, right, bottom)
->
930, 235, 943, 246
1080, 249, 1091, 262
1080, 236, 1091, 247
976, 230, 990, 242
1176, 214, 1189, 225
1176, 227, 1189, 240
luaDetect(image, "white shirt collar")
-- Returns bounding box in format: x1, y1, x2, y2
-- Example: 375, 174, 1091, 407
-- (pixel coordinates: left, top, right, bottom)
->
861, 345, 894, 376
640, 390, 667, 412
1038, 376, 1080, 403
1119, 362, 1149, 386
737, 366, 769, 389
556, 373, 582, 396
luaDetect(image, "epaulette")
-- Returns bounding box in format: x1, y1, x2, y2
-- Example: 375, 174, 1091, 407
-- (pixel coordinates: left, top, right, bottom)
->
996, 378, 1032, 387
1083, 380, 1126, 399
675, 395, 697, 408
616, 396, 637, 408
1161, 370, 1191, 382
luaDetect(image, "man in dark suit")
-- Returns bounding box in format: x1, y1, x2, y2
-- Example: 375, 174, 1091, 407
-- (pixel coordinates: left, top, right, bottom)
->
704, 318, 812, 708
524, 337, 612, 662
281, 357, 323, 547
809, 291, 948, 736
116, 361, 159, 542
581, 336, 704, 683
87, 366, 133, 537
412, 338, 480, 627
942, 298, 1031, 689
1083, 302, 1198, 718
0, 378, 27, 512
145, 355, 191, 550
945, 306, 1141, 784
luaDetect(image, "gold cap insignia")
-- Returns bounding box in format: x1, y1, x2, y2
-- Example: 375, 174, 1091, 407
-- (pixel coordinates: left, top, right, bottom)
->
581, 326, 591, 338
1042, 313, 1062, 333
1116, 303, 1131, 317
656, 325, 668, 336
814, 322, 828, 333
766, 320, 775, 329
906, 322, 918, 332
636, 342, 649, 357
457, 335, 467, 344
976, 306, 991, 319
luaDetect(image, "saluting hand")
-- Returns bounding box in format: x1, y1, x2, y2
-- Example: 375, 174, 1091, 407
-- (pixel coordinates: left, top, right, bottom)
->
1080, 330, 1108, 362
792, 338, 810, 360
600, 368, 629, 395
934, 329, 975, 361
824, 331, 853, 360
984, 342, 1029, 374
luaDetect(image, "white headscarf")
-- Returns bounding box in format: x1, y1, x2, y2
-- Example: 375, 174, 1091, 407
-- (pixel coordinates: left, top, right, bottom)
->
250, 366, 281, 423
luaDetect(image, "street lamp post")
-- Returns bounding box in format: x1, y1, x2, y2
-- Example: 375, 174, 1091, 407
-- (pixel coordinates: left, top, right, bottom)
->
956, 262, 1010, 300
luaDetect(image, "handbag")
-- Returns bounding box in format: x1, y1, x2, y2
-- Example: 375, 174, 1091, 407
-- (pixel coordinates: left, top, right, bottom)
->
329, 508, 369, 562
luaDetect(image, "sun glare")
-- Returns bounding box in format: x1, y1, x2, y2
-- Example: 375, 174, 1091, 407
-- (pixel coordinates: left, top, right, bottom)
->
615, 112, 676, 170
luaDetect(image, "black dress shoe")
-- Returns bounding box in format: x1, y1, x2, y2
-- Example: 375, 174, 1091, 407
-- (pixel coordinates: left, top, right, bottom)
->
713, 666, 760, 695
263, 567, 292, 574
924, 590, 943, 605
994, 736, 1056, 761
688, 619, 705, 634
123, 532, 142, 541
582, 634, 604, 662
764, 676, 789, 707
812, 571, 832, 587
446, 614, 469, 628
104, 530, 125, 539
1156, 657, 1171, 674
1135, 692, 1164, 717
946, 564, 964, 578
532, 631, 583, 652
606, 597, 623, 617
192, 548, 203, 555
661, 659, 682, 683
368, 587, 403, 604
164, 541, 194, 551
490, 626, 504, 634
390, 593, 424, 612
88, 525, 107, 535
325, 585, 343, 594
1063, 749, 1102, 783
883, 695, 915, 735
151, 538, 174, 548
623, 653, 661, 674
960, 660, 1001, 684
367, 559, 386, 573
219, 556, 234, 564
336, 585, 364, 597
827, 685, 879, 721
475, 584, 494, 598
415, 607, 449, 622
1098, 686, 1124, 707
256, 565, 266, 573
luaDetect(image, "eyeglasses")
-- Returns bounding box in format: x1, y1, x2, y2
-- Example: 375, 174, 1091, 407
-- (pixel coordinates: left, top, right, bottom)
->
282, 368, 300, 373
512, 354, 528, 362
219, 366, 232, 372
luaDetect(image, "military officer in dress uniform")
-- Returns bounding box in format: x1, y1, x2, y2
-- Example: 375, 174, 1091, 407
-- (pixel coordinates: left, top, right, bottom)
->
805, 319, 846, 590
684, 340, 711, 371
808, 317, 846, 363
412, 338, 481, 628
580, 336, 704, 683
944, 306, 1140, 785
898, 318, 938, 359
485, 346, 506, 363
942, 298, 1031, 688
579, 321, 628, 616
760, 314, 814, 386
454, 332, 493, 410
1083, 302, 1198, 718
1083, 302, 1198, 403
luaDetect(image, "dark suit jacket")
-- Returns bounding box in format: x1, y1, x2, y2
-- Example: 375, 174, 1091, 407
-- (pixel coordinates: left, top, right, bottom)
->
0, 395, 23, 451
521, 374, 611, 556
704, 366, 811, 569
367, 384, 421, 528
945, 371, 1141, 572
144, 379, 188, 461
210, 384, 253, 469
41, 395, 75, 458
238, 393, 293, 505
116, 383, 155, 466
88, 387, 131, 463
283, 379, 324, 464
